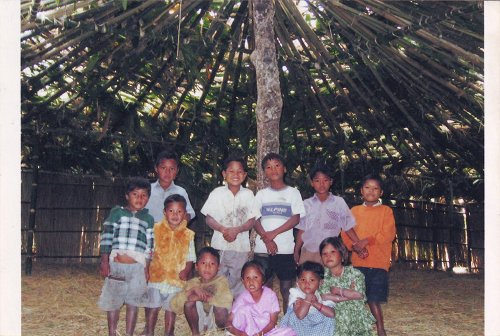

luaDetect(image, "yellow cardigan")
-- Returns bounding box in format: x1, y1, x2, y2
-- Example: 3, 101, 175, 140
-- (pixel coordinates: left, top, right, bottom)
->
149, 218, 195, 287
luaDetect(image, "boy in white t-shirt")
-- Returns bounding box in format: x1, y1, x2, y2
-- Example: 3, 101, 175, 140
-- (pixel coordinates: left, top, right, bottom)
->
253, 152, 306, 312
201, 156, 259, 297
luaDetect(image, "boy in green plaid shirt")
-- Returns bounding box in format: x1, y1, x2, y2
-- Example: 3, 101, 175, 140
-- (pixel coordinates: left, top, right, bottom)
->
98, 177, 155, 336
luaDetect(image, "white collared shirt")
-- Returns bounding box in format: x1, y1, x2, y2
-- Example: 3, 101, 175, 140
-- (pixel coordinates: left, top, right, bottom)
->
201, 185, 259, 252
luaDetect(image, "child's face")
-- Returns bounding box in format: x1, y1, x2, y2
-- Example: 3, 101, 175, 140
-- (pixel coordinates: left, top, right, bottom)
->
242, 266, 264, 294
155, 158, 178, 188
321, 243, 342, 270
125, 188, 150, 212
297, 270, 321, 295
311, 172, 332, 195
222, 161, 247, 189
196, 252, 219, 283
163, 201, 187, 227
263, 159, 285, 182
361, 179, 383, 204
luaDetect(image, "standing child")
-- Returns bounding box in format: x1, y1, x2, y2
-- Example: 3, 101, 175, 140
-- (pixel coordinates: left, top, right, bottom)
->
226, 261, 296, 336
201, 156, 259, 297
98, 177, 154, 336
146, 150, 196, 223
341, 175, 396, 336
294, 163, 365, 265
141, 194, 196, 336
253, 153, 306, 312
170, 247, 233, 335
319, 237, 375, 336
279, 261, 335, 336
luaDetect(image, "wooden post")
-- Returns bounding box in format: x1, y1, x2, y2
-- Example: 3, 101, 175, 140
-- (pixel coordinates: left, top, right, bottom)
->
24, 140, 39, 275
465, 206, 472, 273
446, 179, 456, 272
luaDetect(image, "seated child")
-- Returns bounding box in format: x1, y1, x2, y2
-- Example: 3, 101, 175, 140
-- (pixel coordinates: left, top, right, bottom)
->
98, 177, 154, 336
318, 237, 375, 336
170, 247, 233, 335
279, 261, 335, 336
226, 260, 296, 336
141, 194, 196, 336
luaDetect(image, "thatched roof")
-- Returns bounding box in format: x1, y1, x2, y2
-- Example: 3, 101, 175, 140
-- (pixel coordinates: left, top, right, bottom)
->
21, 0, 484, 200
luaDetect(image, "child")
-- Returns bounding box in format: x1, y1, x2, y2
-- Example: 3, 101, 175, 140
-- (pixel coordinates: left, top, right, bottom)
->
145, 150, 196, 222
170, 247, 233, 335
279, 261, 335, 336
253, 153, 306, 312
294, 163, 365, 265
98, 177, 154, 336
319, 237, 375, 336
341, 175, 396, 336
141, 194, 196, 336
201, 156, 259, 296
226, 260, 296, 336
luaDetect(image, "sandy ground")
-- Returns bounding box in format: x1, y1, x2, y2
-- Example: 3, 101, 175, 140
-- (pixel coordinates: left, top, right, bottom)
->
21, 263, 483, 335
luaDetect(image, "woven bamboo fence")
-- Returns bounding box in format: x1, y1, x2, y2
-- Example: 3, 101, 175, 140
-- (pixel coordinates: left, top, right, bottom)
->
21, 170, 484, 274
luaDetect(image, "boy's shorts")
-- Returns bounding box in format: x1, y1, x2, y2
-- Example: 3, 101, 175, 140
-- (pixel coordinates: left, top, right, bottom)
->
195, 302, 216, 332
356, 267, 389, 303
141, 287, 180, 310
98, 261, 148, 311
253, 253, 296, 282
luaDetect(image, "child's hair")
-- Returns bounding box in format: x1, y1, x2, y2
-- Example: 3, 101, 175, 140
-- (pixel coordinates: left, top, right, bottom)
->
241, 260, 266, 280
155, 150, 179, 167
163, 193, 187, 210
308, 161, 333, 180
223, 156, 248, 172
126, 177, 152, 196
197, 246, 220, 264
261, 152, 285, 170
296, 261, 325, 280
361, 174, 384, 189
319, 237, 349, 266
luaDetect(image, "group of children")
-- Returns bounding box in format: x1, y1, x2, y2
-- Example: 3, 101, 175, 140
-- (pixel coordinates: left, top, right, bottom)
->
98, 150, 396, 336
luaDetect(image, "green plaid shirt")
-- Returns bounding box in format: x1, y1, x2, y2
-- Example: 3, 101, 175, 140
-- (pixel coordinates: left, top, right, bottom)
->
99, 206, 154, 257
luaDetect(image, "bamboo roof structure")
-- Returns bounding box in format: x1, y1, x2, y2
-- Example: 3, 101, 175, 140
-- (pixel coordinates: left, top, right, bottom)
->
21, 0, 484, 200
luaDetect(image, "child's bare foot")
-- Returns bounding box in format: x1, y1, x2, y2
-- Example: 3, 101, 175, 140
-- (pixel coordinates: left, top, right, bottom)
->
377, 328, 387, 336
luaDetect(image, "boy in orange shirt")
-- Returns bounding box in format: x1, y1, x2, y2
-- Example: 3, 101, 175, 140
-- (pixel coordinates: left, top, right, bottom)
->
341, 174, 396, 336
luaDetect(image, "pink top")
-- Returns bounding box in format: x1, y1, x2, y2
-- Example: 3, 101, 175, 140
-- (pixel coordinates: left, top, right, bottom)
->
231, 286, 296, 336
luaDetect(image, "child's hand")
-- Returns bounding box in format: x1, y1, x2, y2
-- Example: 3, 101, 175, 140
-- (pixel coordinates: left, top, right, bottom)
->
99, 259, 110, 277
190, 287, 213, 302
330, 286, 342, 296
356, 248, 369, 259
264, 240, 278, 255
179, 268, 190, 281
144, 266, 150, 282
223, 227, 239, 242
305, 293, 317, 303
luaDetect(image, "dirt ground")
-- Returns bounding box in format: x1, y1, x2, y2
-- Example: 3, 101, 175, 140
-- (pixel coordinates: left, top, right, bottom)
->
21, 263, 483, 336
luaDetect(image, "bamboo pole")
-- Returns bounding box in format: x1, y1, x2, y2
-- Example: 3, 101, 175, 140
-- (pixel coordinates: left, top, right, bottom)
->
25, 140, 40, 275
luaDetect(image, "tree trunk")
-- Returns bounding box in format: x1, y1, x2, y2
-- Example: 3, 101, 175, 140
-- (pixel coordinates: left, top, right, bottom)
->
250, 0, 283, 188
249, 0, 283, 257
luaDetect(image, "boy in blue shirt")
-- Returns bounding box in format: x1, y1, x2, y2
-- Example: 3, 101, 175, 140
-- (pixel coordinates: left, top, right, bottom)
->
145, 150, 196, 222
98, 177, 154, 336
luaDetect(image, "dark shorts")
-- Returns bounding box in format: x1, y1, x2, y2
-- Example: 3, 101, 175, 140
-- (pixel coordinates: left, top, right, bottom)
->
356, 267, 389, 303
253, 253, 296, 282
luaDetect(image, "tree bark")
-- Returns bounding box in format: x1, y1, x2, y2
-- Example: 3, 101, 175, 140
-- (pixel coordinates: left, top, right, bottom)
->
250, 0, 283, 188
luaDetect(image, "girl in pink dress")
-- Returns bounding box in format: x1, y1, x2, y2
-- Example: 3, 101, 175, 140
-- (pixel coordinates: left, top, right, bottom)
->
227, 261, 296, 336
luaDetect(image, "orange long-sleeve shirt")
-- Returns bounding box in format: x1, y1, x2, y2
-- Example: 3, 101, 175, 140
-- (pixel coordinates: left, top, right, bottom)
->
341, 204, 396, 271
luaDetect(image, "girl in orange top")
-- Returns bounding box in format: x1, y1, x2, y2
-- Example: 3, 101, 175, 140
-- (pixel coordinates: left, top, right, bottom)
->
341, 174, 396, 336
